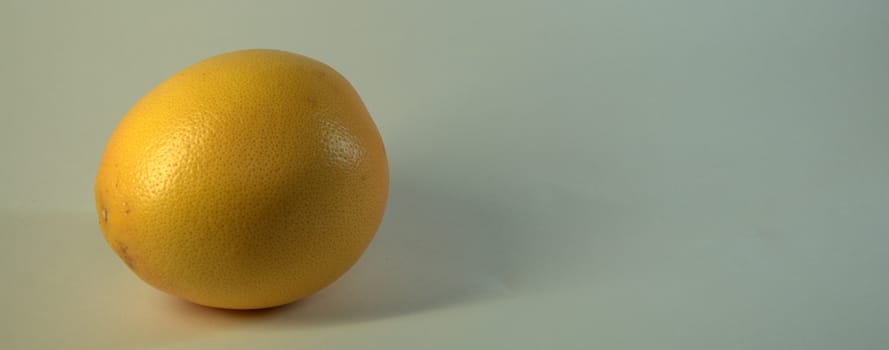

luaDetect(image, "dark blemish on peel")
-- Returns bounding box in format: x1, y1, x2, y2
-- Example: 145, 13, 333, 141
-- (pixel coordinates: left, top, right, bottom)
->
119, 242, 136, 269
101, 207, 108, 223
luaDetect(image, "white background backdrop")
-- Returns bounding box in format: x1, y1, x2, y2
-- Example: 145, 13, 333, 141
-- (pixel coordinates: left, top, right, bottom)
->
3, 1, 889, 349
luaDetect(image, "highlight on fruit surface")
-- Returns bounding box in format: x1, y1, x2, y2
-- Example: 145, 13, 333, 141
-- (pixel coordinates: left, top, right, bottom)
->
94, 49, 389, 310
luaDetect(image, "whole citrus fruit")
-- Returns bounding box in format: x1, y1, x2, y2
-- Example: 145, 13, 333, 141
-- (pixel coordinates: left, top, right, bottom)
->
94, 49, 389, 310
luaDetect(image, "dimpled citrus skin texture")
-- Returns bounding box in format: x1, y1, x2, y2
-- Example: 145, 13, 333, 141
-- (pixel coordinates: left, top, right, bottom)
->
94, 49, 388, 310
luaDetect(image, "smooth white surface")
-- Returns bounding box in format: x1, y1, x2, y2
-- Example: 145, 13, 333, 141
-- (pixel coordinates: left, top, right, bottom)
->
3, 1, 889, 349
